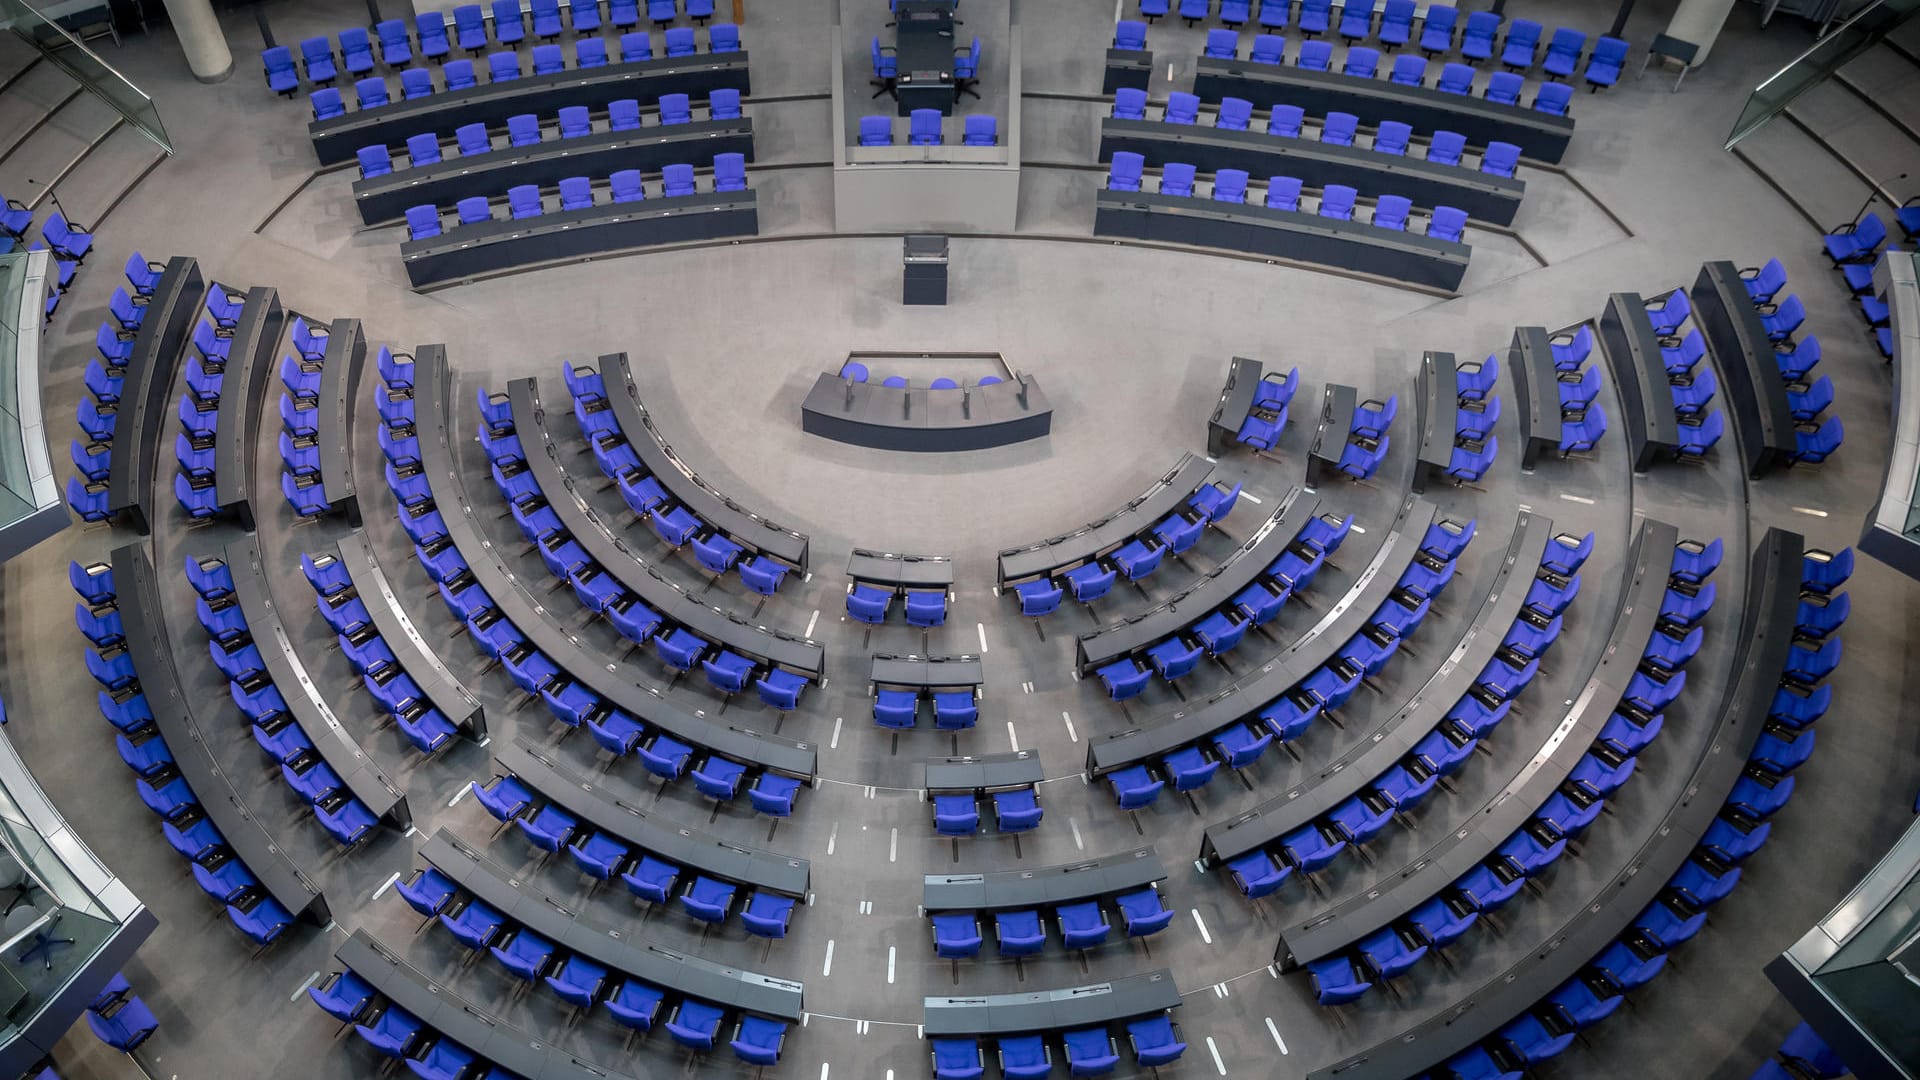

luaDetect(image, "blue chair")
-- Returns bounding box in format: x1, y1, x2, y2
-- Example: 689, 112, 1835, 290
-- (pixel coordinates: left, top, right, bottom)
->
681, 876, 737, 924
1661, 330, 1704, 377
666, 1000, 725, 1050
931, 912, 982, 959
262, 46, 298, 95
1407, 894, 1478, 949
1374, 120, 1412, 155
1344, 45, 1380, 77
301, 36, 338, 84
1320, 112, 1357, 147
1496, 1012, 1575, 1067
994, 909, 1046, 956
692, 756, 747, 799
1014, 579, 1063, 617
1249, 33, 1285, 64
1282, 823, 1346, 873
665, 26, 696, 56
1499, 17, 1541, 70
742, 892, 796, 939
1113, 538, 1163, 579
1268, 103, 1304, 137
1066, 562, 1117, 602
1358, 925, 1429, 981
933, 794, 979, 836
1560, 403, 1608, 454
933, 1037, 985, 1079
353, 76, 388, 109
730, 1016, 787, 1067
1340, 0, 1377, 40
1536, 81, 1573, 116
1481, 139, 1520, 178
1298, 39, 1332, 70
1179, 0, 1211, 25
1790, 416, 1843, 465
605, 978, 665, 1030
1064, 1027, 1120, 1074
1109, 764, 1165, 809
1308, 956, 1372, 1005
486, 50, 521, 82
1389, 53, 1426, 87
1437, 61, 1474, 94
993, 788, 1043, 832
310, 87, 346, 121
444, 58, 478, 89
1204, 28, 1238, 58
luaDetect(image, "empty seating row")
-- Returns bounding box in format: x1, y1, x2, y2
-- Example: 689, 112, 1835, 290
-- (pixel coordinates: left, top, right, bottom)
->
1823, 210, 1909, 334
197, 543, 411, 845
481, 739, 809, 906
169, 282, 256, 522
1596, 291, 1691, 468
837, 363, 1007, 389
1200, 511, 1529, 868
290, 318, 365, 520
855, 110, 999, 148
1142, 4, 1626, 92
309, 25, 741, 119
927, 751, 1046, 837
498, 376, 824, 702
1507, 323, 1606, 466
1208, 357, 1299, 454
1420, 349, 1498, 484
66, 258, 146, 522
405, 152, 746, 240
923, 848, 1176, 963
1695, 259, 1820, 476
1100, 156, 1469, 290
1200, 30, 1576, 118
13, 210, 89, 323
93, 544, 326, 938
1392, 534, 1833, 1080
1326, 388, 1398, 481
1105, 88, 1525, 224
1745, 1025, 1851, 1080
1086, 497, 1443, 779
1212, 522, 1585, 911
306, 30, 750, 167
354, 91, 749, 224
924, 969, 1186, 1079
400, 158, 757, 287
871, 654, 981, 730
202, 286, 289, 527
400, 345, 816, 780
73, 256, 205, 534
1074, 488, 1317, 681
1859, 253, 1920, 579
997, 452, 1216, 587
570, 354, 809, 570
1290, 523, 1708, 1003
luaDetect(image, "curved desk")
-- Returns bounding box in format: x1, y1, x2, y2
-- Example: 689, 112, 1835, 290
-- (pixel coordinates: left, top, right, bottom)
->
511, 377, 824, 678
1412, 350, 1457, 489
336, 529, 484, 736
401, 190, 758, 289
315, 318, 365, 523
925, 751, 1044, 795
1310, 528, 1803, 1080
352, 119, 755, 225
1598, 292, 1683, 471
924, 969, 1182, 1037
1276, 517, 1677, 969
1202, 510, 1550, 864
1508, 325, 1565, 469
212, 287, 285, 530
1191, 57, 1575, 164
497, 740, 810, 898
1086, 497, 1438, 775
605, 353, 809, 569
226, 535, 411, 830
1861, 252, 1920, 581
799, 371, 1053, 452
1098, 118, 1525, 225
1691, 261, 1796, 478
422, 828, 805, 1019
924, 847, 1167, 914
414, 346, 816, 778
106, 256, 203, 535
308, 52, 753, 165
997, 454, 1214, 587
1094, 188, 1470, 293
112, 542, 328, 924
1073, 488, 1318, 675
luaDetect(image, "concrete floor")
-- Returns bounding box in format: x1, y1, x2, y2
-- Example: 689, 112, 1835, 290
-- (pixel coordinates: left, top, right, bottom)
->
2, 0, 1919, 1078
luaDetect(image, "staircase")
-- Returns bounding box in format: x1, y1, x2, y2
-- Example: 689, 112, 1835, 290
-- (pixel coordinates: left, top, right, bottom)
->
0, 31, 168, 244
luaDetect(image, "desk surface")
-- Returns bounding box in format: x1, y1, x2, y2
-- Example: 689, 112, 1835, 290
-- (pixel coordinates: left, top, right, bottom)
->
923, 969, 1182, 1037
605, 353, 811, 568
923, 847, 1167, 912
498, 740, 810, 897
925, 751, 1045, 793
1310, 382, 1360, 468
800, 372, 1054, 453
1691, 261, 1796, 478
1599, 293, 1683, 471
337, 529, 483, 733
315, 318, 366, 521
997, 454, 1213, 585
847, 549, 955, 589
893, 0, 958, 111
423, 829, 805, 1018
871, 654, 984, 690
1277, 518, 1678, 965
106, 256, 203, 534
1508, 325, 1565, 469
1414, 351, 1458, 480
212, 287, 285, 529
112, 542, 328, 924
1207, 356, 1263, 456
227, 535, 411, 829
414, 346, 817, 777
511, 378, 824, 676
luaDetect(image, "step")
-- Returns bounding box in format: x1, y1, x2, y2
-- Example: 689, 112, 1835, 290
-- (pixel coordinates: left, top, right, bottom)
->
1731, 116, 1871, 232
1788, 79, 1919, 207
0, 90, 121, 217
1837, 42, 1920, 147
50, 119, 167, 232
0, 61, 83, 166
0, 34, 42, 91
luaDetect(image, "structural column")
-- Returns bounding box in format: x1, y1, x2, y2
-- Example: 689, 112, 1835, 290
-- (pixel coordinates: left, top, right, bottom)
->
1664, 0, 1738, 64
164, 0, 234, 83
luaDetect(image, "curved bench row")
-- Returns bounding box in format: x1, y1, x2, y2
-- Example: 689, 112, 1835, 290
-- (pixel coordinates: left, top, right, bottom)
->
402, 344, 816, 779
275, 316, 365, 522
1307, 528, 1805, 1080
996, 452, 1221, 589
923, 847, 1177, 961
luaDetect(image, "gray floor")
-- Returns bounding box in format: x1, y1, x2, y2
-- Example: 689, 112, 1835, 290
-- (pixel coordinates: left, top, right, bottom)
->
4, 1, 1920, 1078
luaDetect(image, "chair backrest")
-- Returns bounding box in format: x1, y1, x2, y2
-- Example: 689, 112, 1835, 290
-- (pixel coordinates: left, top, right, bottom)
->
301, 36, 332, 64
1250, 33, 1285, 63
909, 108, 943, 144
488, 51, 519, 80
446, 59, 476, 87
1345, 46, 1379, 76
610, 169, 645, 202
1114, 86, 1148, 119
663, 163, 696, 195
1547, 28, 1585, 60
1375, 120, 1410, 155
1430, 205, 1466, 242
1483, 141, 1519, 176
508, 113, 541, 145
406, 205, 441, 240
1300, 40, 1331, 69
1214, 168, 1248, 203
859, 115, 893, 145
559, 176, 594, 210
577, 37, 607, 66
1463, 11, 1500, 45
1217, 97, 1252, 130
1206, 28, 1238, 57
1111, 151, 1144, 188
665, 27, 695, 55
1162, 162, 1196, 196
624, 31, 653, 60
1375, 194, 1410, 230
508, 185, 543, 217
710, 87, 741, 119
1439, 62, 1473, 92
1593, 35, 1630, 64
1115, 20, 1147, 49
1536, 82, 1572, 115
711, 24, 740, 51
963, 115, 998, 146
357, 145, 392, 178
1429, 130, 1465, 164
1268, 175, 1302, 210
1269, 103, 1304, 137
1166, 91, 1199, 123
559, 105, 591, 137
714, 152, 747, 189
457, 196, 492, 224
660, 92, 691, 123
263, 46, 294, 74
609, 99, 641, 130
532, 43, 564, 73
1392, 53, 1424, 83
1488, 71, 1523, 102
400, 68, 433, 99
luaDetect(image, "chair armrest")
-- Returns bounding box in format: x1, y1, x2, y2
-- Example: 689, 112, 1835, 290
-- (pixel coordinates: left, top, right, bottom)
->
1757, 302, 1778, 316
1737, 265, 1758, 278
877, 43, 896, 54
5, 199, 26, 212
1826, 220, 1858, 236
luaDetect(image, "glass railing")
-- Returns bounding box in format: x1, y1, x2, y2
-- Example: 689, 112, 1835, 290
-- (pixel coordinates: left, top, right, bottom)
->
0, 0, 170, 154
1725, 0, 1920, 149
0, 252, 64, 564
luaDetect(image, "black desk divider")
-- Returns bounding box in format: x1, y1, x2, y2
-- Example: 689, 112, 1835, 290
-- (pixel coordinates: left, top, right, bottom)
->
1207, 356, 1264, 457
1691, 261, 1796, 478
213, 287, 285, 530
316, 318, 366, 523
107, 256, 203, 534
1598, 293, 1683, 471
1509, 325, 1565, 469
923, 968, 1182, 1037
924, 847, 1168, 913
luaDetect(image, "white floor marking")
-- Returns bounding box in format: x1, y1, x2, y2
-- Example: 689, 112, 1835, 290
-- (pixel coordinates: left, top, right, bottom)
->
1351, 524, 1367, 534
806, 609, 820, 637
1207, 1035, 1227, 1075
1243, 492, 1262, 504
1266, 1017, 1288, 1052
1194, 859, 1209, 875
1007, 721, 1020, 751
447, 783, 470, 807
889, 827, 898, 862
402, 826, 417, 838
822, 940, 835, 976
887, 946, 897, 983
1559, 493, 1596, 504
1062, 711, 1077, 742
372, 871, 401, 901
1069, 816, 1084, 851
1793, 506, 1829, 518
830, 716, 843, 749
821, 1064, 830, 1080
291, 971, 321, 1002
826, 821, 838, 855
1191, 909, 1213, 944
977, 622, 989, 652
